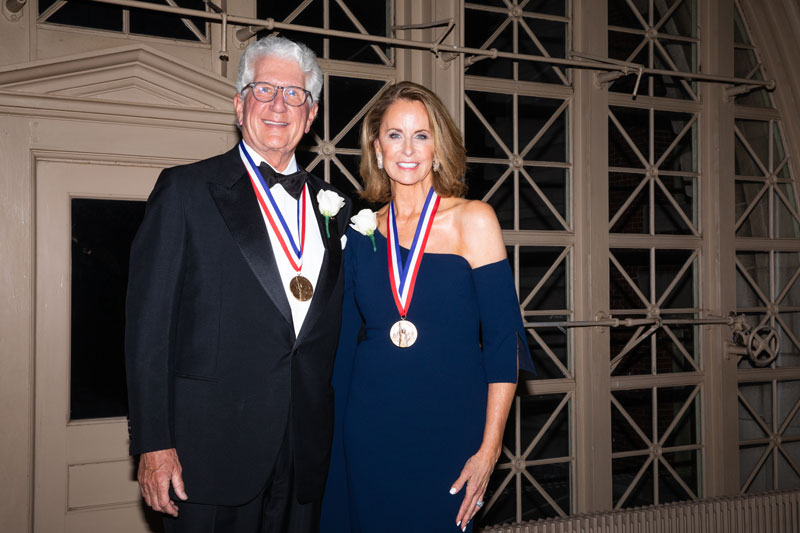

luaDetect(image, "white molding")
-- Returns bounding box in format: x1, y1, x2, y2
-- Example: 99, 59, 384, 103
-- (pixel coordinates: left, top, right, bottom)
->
0, 44, 235, 110
0, 91, 236, 129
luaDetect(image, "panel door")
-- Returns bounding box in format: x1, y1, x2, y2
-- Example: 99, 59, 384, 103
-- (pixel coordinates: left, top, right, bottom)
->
35, 158, 159, 533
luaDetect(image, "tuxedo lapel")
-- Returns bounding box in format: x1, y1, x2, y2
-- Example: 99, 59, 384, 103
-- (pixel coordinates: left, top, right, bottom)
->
295, 178, 343, 344
209, 168, 294, 330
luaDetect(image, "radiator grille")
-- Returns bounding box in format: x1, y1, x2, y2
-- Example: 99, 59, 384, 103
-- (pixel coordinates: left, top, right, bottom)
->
479, 489, 800, 533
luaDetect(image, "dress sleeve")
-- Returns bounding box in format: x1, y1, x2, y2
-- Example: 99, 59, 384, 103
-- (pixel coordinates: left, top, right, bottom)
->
321, 227, 362, 532
473, 259, 536, 382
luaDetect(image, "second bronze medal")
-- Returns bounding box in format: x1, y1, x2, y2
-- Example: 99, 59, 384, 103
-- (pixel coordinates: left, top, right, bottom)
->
289, 275, 314, 301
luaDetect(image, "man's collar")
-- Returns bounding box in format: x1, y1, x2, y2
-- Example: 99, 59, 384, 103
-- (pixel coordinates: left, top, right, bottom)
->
241, 140, 299, 174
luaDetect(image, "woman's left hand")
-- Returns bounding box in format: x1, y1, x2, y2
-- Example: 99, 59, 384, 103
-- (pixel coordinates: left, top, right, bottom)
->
450, 447, 498, 530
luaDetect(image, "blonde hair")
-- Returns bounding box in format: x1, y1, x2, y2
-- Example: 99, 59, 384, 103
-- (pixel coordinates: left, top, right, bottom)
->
359, 81, 467, 203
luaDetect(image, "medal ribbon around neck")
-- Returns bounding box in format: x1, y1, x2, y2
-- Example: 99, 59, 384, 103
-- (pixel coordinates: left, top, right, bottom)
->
239, 142, 306, 273
387, 187, 440, 318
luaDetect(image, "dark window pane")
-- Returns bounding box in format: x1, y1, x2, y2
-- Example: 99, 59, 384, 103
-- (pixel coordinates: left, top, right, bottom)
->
610, 172, 649, 233
328, 76, 388, 149
609, 0, 647, 30
130, 0, 208, 41
466, 164, 514, 229
609, 30, 646, 63
465, 91, 514, 159
611, 321, 652, 376
71, 199, 145, 420
655, 249, 696, 307
517, 18, 568, 84
44, 0, 123, 31
259, 1, 391, 64
519, 96, 568, 162
464, 10, 515, 80
520, 247, 568, 312
468, 0, 507, 8
610, 248, 650, 308
524, 325, 568, 380
328, 0, 392, 64
479, 394, 571, 525
655, 319, 698, 373
42, 0, 208, 40
613, 455, 654, 507
609, 106, 649, 164
660, 450, 699, 501
261, 0, 325, 56
524, 0, 568, 17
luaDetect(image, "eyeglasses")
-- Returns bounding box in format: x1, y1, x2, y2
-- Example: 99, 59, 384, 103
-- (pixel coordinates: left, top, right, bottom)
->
243, 82, 312, 107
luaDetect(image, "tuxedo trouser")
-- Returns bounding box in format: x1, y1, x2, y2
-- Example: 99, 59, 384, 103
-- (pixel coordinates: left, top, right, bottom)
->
162, 423, 321, 533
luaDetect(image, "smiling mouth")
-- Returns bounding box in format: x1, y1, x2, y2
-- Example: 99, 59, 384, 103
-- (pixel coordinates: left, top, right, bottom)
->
263, 120, 289, 126
397, 162, 419, 169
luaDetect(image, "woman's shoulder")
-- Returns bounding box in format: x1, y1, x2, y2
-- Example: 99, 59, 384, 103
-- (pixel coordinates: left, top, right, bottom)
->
439, 198, 499, 235
440, 198, 505, 268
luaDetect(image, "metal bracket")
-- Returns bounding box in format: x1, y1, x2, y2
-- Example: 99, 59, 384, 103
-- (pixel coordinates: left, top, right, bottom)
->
3, 0, 27, 22
598, 66, 643, 98
234, 17, 276, 47
202, 0, 230, 71
724, 79, 776, 101
465, 48, 498, 67
393, 18, 458, 68
571, 52, 645, 99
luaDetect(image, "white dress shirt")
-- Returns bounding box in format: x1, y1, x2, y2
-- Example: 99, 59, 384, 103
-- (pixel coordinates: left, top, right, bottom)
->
241, 141, 324, 336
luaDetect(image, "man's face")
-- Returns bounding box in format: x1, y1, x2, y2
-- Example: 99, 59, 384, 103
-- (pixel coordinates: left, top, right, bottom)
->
234, 55, 318, 170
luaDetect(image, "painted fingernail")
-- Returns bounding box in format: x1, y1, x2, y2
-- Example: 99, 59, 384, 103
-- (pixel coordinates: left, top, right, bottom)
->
462, 526, 466, 532
456, 521, 461, 527
449, 488, 457, 495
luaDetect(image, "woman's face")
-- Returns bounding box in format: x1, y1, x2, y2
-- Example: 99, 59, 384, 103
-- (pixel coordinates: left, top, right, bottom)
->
374, 99, 435, 189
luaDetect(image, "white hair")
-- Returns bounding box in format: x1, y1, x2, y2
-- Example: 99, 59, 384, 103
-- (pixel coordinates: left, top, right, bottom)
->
236, 35, 323, 104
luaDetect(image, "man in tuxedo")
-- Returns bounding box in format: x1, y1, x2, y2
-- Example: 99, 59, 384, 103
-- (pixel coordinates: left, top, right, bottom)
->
125, 35, 350, 533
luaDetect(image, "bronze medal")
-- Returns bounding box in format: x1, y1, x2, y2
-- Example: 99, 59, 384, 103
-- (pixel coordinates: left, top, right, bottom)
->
289, 275, 314, 302
390, 319, 417, 348
386, 188, 441, 350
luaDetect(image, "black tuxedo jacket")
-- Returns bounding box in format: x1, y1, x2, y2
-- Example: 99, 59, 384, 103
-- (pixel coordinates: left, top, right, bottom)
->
125, 146, 351, 505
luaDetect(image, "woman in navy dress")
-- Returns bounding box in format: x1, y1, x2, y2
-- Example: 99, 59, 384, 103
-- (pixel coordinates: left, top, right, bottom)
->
321, 82, 533, 532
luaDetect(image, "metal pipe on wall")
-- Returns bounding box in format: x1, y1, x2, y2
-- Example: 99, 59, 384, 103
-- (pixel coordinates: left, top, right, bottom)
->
78, 0, 775, 90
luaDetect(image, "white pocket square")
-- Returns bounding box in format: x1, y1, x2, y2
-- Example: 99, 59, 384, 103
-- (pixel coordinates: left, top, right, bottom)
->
341, 235, 347, 249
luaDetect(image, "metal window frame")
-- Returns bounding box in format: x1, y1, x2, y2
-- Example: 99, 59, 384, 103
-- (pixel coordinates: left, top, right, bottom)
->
38, 0, 210, 43
732, 0, 800, 496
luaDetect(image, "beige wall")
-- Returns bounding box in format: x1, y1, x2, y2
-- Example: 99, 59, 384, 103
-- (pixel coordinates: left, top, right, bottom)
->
1, 113, 35, 533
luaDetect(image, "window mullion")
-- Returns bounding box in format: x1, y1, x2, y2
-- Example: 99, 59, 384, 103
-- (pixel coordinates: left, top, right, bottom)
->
572, 0, 612, 515
699, 0, 740, 499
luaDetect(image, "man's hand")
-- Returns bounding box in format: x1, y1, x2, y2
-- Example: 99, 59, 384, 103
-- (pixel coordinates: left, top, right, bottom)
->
138, 448, 188, 517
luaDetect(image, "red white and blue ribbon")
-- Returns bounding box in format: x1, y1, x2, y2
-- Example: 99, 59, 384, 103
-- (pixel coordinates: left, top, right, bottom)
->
387, 187, 440, 317
239, 142, 306, 272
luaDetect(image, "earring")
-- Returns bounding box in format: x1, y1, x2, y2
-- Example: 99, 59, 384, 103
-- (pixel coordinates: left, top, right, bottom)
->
433, 159, 440, 172
377, 153, 383, 169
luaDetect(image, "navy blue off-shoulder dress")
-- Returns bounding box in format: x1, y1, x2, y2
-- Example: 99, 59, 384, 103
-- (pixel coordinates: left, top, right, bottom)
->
321, 228, 533, 532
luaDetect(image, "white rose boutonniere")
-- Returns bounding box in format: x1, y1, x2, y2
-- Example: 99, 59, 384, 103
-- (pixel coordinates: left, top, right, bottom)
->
350, 209, 378, 252
317, 189, 346, 238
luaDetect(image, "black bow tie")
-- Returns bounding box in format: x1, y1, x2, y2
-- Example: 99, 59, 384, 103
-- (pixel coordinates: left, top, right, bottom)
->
258, 162, 308, 200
